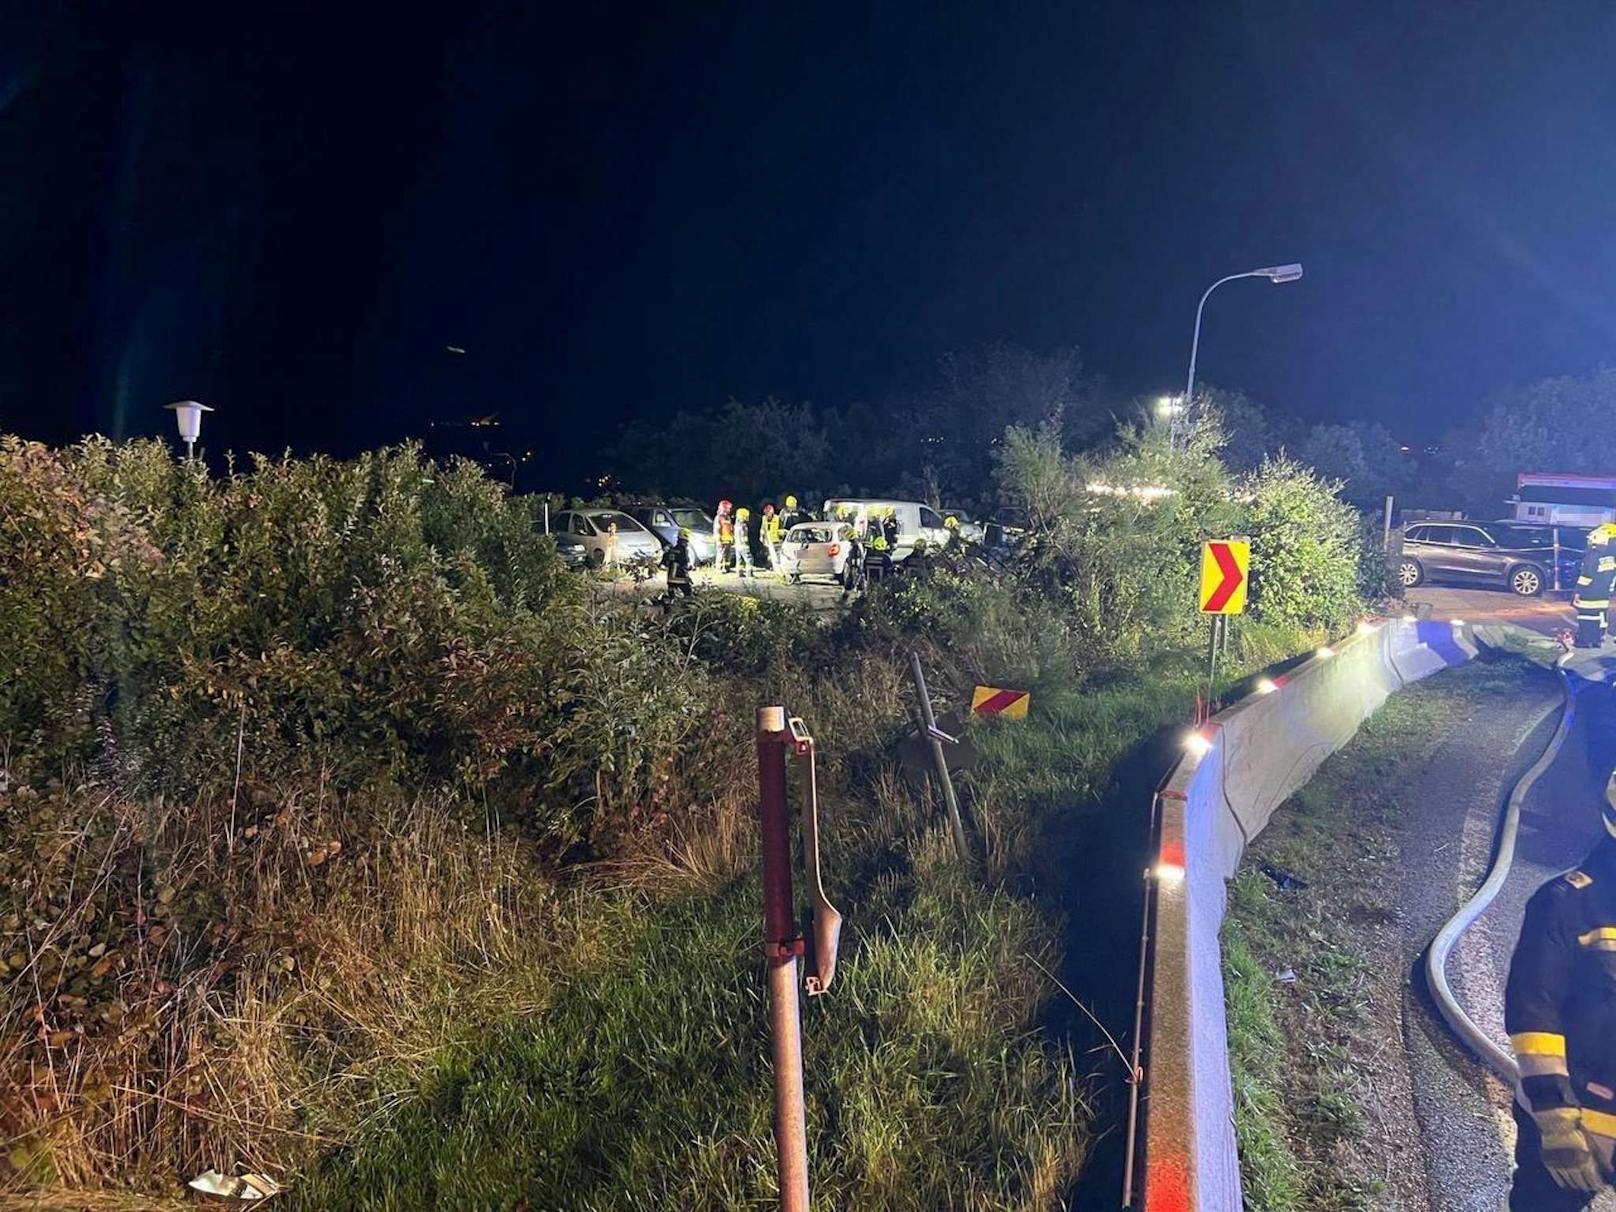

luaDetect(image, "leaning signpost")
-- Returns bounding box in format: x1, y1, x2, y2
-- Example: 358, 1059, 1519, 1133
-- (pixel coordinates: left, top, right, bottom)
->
1198, 537, 1250, 717
754, 708, 844, 1212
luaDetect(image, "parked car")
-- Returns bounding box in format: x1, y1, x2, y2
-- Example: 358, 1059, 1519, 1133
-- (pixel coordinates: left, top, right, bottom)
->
1397, 520, 1587, 596
553, 532, 590, 569
622, 504, 717, 565
552, 509, 663, 567
937, 508, 986, 544
820, 498, 952, 559
780, 522, 856, 583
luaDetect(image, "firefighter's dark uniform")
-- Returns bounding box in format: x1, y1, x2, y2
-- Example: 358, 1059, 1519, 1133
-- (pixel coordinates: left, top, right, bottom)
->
1506, 827, 1616, 1208
1573, 539, 1616, 649
660, 536, 693, 608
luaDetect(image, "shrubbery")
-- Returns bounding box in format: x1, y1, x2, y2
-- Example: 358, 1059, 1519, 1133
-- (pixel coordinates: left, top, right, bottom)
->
0, 422, 1373, 1205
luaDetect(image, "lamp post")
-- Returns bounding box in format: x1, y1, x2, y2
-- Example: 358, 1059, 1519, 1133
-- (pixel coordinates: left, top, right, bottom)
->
164, 400, 214, 462
1179, 263, 1303, 448
1156, 394, 1187, 453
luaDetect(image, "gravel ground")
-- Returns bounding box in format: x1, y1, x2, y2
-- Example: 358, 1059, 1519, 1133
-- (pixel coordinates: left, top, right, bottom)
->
1397, 669, 1563, 1210
1426, 664, 1616, 1211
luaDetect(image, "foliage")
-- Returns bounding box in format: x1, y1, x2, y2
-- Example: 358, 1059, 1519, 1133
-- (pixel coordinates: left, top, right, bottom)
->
287, 873, 1087, 1212
1241, 455, 1367, 632
0, 422, 1352, 1208
994, 416, 1253, 668
0, 437, 723, 853
1292, 420, 1414, 510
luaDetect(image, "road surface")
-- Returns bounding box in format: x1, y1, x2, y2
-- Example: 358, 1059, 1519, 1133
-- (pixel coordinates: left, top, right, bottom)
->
1407, 662, 1616, 1209
1408, 584, 1576, 638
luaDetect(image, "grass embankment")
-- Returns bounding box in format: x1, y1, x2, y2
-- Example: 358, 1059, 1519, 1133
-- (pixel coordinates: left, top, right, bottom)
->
1, 431, 1367, 1208
1222, 659, 1534, 1211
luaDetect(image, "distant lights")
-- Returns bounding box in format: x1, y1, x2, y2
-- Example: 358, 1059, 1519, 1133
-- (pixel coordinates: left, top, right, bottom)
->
1085, 480, 1176, 502
1316, 646, 1335, 659
1183, 730, 1214, 757
1153, 862, 1186, 884
1401, 613, 1418, 623
1450, 618, 1467, 627
1356, 620, 1378, 636
1253, 677, 1279, 695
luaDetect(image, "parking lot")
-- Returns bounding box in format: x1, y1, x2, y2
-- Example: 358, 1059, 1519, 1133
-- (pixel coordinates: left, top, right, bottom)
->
599, 562, 850, 611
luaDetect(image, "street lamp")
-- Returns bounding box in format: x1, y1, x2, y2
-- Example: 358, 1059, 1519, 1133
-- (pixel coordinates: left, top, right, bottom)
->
1179, 263, 1303, 449
1156, 394, 1187, 451
164, 400, 214, 461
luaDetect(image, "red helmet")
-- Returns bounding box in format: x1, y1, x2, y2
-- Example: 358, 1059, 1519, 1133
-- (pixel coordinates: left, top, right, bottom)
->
718, 499, 733, 511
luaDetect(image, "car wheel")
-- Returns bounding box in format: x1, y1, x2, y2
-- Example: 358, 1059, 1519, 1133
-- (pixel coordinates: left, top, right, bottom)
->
1396, 558, 1423, 588
590, 548, 604, 568
1509, 565, 1545, 597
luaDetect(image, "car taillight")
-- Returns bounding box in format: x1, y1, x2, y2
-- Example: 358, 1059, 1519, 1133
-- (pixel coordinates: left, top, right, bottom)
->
826, 543, 840, 556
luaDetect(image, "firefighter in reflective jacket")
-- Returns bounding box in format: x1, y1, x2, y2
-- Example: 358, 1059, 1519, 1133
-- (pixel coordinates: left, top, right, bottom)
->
1504, 771, 1616, 1207
1573, 525, 1616, 648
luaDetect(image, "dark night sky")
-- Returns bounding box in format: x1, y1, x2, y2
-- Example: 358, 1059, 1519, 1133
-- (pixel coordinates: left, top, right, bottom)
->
6, 2, 1616, 479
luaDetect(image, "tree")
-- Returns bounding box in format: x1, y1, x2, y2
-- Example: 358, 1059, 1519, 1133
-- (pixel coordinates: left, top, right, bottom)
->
922, 343, 1097, 502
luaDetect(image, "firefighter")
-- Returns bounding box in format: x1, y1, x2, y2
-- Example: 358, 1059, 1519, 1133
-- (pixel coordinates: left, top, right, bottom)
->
839, 522, 867, 600
659, 527, 694, 610
781, 494, 804, 530
880, 507, 900, 552
733, 506, 755, 578
1573, 526, 1616, 648
761, 503, 784, 576
1504, 770, 1616, 1208
714, 499, 734, 574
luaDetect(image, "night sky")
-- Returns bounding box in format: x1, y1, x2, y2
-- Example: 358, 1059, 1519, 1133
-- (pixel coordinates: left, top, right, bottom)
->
6, 2, 1616, 480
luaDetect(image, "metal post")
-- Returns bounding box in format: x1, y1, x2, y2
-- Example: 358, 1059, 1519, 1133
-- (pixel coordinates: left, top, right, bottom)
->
908, 652, 970, 865
544, 500, 550, 535
1382, 495, 1394, 553
1205, 616, 1220, 713
1553, 528, 1561, 593
1121, 796, 1159, 1209
757, 706, 810, 1212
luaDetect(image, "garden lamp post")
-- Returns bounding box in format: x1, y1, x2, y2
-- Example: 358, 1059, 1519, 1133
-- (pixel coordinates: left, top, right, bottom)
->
164, 400, 214, 461
1180, 263, 1303, 449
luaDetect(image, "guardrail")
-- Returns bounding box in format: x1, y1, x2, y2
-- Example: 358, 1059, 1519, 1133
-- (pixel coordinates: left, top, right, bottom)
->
1127, 618, 1486, 1211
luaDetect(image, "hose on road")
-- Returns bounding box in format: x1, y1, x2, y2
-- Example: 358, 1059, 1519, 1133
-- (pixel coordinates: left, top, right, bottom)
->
1423, 663, 1576, 1084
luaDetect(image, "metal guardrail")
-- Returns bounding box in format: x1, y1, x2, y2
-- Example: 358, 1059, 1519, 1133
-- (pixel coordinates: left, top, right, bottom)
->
1423, 662, 1577, 1083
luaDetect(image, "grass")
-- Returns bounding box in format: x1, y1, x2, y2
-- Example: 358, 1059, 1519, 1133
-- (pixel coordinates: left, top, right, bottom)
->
1221, 658, 1542, 1211
286, 868, 1088, 1211
0, 578, 1323, 1208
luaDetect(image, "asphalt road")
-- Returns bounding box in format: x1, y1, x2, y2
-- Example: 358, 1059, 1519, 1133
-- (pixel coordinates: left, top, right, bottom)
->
1407, 584, 1578, 638
1407, 662, 1616, 1210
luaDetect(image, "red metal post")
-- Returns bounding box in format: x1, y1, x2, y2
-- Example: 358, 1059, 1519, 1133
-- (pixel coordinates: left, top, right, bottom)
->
757, 705, 810, 1212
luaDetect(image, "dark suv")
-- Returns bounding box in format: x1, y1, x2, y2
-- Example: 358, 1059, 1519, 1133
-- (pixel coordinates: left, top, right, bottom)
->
1398, 521, 1586, 596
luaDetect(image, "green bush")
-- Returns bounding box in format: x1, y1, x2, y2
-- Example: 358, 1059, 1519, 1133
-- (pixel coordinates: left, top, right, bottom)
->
1241, 455, 1365, 632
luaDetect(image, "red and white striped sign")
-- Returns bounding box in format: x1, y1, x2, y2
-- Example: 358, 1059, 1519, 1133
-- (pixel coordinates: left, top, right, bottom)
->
971, 685, 1030, 719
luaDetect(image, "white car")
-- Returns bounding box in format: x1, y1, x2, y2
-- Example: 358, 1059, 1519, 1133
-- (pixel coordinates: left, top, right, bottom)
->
780, 522, 856, 582
552, 509, 663, 567
821, 498, 954, 560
